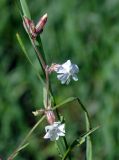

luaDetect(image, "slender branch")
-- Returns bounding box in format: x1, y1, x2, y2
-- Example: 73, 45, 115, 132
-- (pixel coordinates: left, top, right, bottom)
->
31, 40, 50, 110
31, 39, 46, 71
45, 66, 50, 108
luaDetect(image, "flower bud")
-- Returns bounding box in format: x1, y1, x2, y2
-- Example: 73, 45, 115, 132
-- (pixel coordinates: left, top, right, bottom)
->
36, 13, 48, 33
45, 110, 56, 125
23, 16, 37, 39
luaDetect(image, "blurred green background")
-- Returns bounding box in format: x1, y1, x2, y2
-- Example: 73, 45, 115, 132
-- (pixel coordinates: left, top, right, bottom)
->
0, 0, 119, 159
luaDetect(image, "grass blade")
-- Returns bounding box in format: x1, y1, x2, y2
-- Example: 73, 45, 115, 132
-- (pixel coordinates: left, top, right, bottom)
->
76, 98, 92, 160
86, 115, 92, 160
7, 116, 45, 160
16, 33, 44, 85
20, 0, 31, 18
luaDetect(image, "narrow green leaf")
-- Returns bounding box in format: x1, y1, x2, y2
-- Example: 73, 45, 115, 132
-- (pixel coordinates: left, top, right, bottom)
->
16, 33, 27, 54
85, 115, 92, 160
17, 143, 29, 152
53, 97, 76, 110
73, 98, 92, 160
20, 0, 31, 18
16, 33, 44, 85
16, 33, 54, 103
62, 126, 99, 160
77, 126, 100, 147
7, 116, 45, 159
9, 152, 18, 160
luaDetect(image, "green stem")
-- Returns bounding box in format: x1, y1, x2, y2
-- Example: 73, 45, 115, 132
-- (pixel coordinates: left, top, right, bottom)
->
45, 66, 50, 108
31, 39, 46, 71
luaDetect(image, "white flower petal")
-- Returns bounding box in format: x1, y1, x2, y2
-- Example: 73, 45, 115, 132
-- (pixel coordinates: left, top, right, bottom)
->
57, 132, 65, 137
44, 132, 50, 139
57, 74, 69, 84
57, 74, 64, 80
62, 60, 71, 67
72, 74, 78, 81
62, 60, 72, 73
71, 64, 79, 73
58, 124, 65, 133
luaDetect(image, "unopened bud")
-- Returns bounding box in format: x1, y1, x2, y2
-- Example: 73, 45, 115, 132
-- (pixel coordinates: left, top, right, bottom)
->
36, 13, 48, 33
23, 16, 37, 39
45, 110, 56, 124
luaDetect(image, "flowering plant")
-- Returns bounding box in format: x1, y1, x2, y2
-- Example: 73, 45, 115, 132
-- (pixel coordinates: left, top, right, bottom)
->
7, 0, 99, 160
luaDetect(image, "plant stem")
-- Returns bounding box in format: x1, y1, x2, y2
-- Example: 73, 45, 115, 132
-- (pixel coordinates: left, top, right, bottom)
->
23, 15, 71, 160
45, 66, 50, 108
31, 39, 46, 71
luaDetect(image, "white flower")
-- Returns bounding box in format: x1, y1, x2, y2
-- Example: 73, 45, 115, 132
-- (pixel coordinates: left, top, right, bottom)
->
44, 121, 65, 141
55, 60, 79, 84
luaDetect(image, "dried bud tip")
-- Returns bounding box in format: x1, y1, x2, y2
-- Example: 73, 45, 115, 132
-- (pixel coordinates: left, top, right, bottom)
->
36, 13, 48, 33
32, 109, 44, 116
42, 13, 48, 21
32, 111, 39, 116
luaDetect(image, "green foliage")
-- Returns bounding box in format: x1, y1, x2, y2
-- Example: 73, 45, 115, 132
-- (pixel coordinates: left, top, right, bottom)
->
0, 0, 119, 159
